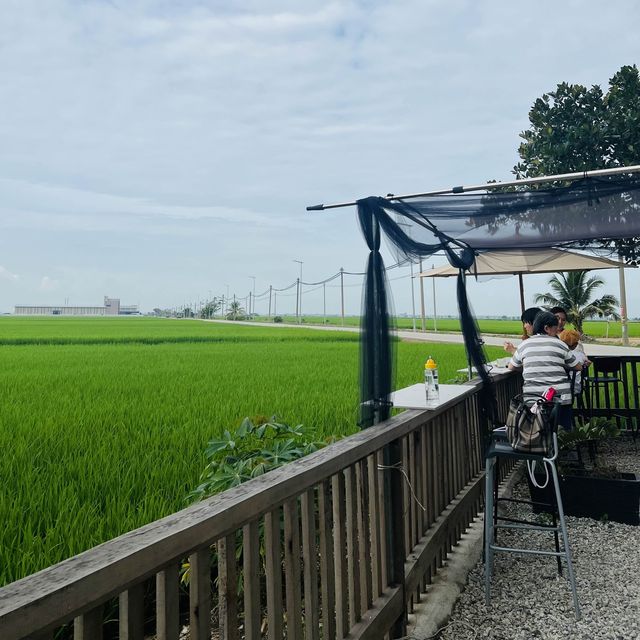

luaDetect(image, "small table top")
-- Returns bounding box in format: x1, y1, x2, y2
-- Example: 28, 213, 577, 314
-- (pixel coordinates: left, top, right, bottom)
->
390, 383, 473, 410
457, 359, 512, 377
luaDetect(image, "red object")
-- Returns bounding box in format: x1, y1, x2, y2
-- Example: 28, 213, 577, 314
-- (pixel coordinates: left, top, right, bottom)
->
543, 387, 556, 401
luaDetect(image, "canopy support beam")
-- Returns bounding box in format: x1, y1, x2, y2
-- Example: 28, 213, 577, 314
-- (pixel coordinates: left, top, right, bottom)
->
307, 164, 640, 211
518, 274, 525, 316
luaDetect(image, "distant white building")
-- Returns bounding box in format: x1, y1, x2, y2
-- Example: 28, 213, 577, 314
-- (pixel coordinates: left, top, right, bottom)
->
14, 296, 139, 316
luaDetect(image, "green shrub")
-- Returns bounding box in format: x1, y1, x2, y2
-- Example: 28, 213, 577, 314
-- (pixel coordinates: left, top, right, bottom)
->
188, 416, 332, 501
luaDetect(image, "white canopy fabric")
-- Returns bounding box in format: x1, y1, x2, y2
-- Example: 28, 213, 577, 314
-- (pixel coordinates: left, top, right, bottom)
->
418, 248, 626, 278
418, 248, 631, 314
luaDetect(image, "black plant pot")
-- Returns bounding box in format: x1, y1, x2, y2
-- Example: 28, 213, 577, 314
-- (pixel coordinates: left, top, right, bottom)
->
527, 469, 640, 526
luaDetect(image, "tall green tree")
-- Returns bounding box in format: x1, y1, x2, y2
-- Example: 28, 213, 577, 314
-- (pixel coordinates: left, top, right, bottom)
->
200, 298, 221, 319
534, 270, 620, 335
514, 64, 640, 263
226, 300, 246, 321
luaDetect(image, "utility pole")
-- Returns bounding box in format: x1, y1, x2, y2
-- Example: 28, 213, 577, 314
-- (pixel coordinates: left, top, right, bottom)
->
410, 262, 417, 332
248, 291, 252, 319
619, 256, 629, 345
295, 278, 300, 322
323, 281, 326, 325
340, 267, 345, 326
268, 285, 272, 318
293, 259, 303, 324
419, 258, 426, 331
432, 263, 438, 332
249, 276, 256, 319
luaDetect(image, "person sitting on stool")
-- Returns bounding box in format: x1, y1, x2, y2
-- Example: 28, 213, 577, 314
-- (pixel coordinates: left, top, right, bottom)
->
508, 311, 582, 430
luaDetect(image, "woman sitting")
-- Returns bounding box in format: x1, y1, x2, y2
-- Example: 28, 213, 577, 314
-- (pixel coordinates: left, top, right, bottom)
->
503, 306, 541, 355
508, 311, 582, 429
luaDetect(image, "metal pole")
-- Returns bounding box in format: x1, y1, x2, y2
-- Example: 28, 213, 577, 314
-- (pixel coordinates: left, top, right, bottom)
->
293, 259, 303, 324
249, 291, 252, 319
323, 282, 326, 325
619, 255, 629, 346
340, 268, 345, 326
410, 262, 416, 332
419, 258, 426, 331
268, 285, 272, 318
295, 278, 300, 323
432, 264, 438, 332
249, 276, 256, 319
306, 164, 640, 211
518, 274, 526, 316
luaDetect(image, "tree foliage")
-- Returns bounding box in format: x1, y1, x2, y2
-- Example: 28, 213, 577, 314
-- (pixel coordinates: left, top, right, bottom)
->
514, 64, 640, 262
200, 298, 221, 319
225, 300, 246, 321
534, 270, 620, 334
187, 416, 331, 500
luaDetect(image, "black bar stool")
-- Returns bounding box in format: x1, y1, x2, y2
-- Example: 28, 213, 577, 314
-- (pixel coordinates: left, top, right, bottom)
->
484, 411, 581, 619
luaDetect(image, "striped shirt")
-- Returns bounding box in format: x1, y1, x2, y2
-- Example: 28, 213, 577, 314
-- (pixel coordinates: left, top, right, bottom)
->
510, 335, 578, 404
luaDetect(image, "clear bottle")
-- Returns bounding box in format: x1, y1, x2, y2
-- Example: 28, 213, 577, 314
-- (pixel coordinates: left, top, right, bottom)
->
424, 356, 439, 408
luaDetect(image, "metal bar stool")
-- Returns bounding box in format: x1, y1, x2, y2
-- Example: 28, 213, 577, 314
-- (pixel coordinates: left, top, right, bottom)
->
484, 416, 581, 619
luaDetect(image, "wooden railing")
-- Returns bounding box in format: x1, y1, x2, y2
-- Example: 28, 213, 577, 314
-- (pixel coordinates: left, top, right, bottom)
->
0, 373, 520, 640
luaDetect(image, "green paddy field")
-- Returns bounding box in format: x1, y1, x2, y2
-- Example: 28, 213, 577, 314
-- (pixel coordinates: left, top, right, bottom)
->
0, 317, 504, 586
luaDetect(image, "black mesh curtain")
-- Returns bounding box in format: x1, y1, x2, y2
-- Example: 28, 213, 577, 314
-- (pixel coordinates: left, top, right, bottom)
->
357, 175, 640, 430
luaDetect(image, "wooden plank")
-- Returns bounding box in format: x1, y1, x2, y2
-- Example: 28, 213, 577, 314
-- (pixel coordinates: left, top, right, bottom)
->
426, 424, 435, 528
345, 465, 361, 628
419, 427, 428, 537
382, 438, 407, 639
156, 564, 180, 640
243, 522, 261, 640
356, 459, 372, 614
284, 499, 303, 640
407, 434, 417, 550
317, 480, 336, 640
400, 439, 411, 557
189, 548, 211, 640
343, 586, 403, 640
218, 535, 239, 640
332, 472, 348, 639
301, 490, 320, 640
367, 454, 382, 600
119, 583, 145, 640
264, 511, 283, 640
74, 605, 103, 640
404, 474, 484, 596
376, 450, 387, 592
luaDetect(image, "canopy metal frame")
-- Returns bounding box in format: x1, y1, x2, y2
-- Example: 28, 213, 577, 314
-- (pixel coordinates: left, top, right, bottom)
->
307, 164, 640, 211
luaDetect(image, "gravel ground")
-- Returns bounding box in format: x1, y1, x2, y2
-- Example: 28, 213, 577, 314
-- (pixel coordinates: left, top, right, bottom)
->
437, 436, 640, 640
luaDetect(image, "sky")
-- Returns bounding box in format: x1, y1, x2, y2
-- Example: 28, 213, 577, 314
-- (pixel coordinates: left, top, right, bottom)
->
1, 0, 639, 317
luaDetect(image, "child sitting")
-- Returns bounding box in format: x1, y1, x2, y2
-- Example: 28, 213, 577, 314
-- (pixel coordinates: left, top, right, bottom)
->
559, 329, 588, 394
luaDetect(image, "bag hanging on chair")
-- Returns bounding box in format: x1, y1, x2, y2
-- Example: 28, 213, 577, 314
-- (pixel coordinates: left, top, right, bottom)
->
506, 394, 554, 455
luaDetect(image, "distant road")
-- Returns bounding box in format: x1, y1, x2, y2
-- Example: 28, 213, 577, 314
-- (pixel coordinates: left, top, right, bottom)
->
202, 319, 639, 355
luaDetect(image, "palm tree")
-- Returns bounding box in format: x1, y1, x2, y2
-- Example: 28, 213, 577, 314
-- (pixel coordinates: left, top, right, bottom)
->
226, 300, 246, 321
534, 270, 620, 334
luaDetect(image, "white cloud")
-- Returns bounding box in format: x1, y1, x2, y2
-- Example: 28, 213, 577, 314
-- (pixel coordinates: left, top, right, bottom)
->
0, 266, 19, 281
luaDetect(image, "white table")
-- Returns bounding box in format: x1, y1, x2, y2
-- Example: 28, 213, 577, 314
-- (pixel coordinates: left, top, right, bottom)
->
457, 359, 512, 378
390, 383, 473, 410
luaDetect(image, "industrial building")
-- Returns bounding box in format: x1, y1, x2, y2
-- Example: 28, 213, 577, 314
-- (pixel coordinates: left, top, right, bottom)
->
14, 296, 139, 316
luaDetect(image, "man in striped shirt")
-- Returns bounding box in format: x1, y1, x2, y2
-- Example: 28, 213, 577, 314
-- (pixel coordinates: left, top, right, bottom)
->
508, 311, 582, 429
